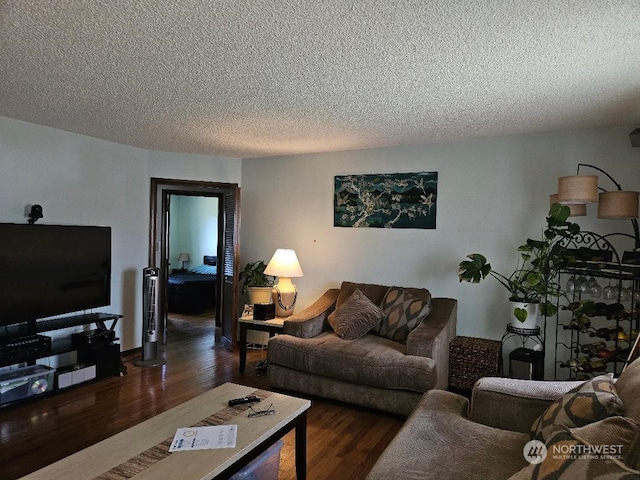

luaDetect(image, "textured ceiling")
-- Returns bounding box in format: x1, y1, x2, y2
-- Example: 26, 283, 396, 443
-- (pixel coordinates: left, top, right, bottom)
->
1, 1, 639, 159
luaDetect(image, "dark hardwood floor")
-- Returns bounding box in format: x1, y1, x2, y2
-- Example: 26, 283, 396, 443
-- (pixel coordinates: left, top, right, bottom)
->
0, 312, 404, 479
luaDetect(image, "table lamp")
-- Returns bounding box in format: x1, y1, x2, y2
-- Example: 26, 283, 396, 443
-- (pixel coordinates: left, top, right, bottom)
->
178, 252, 190, 270
264, 249, 304, 317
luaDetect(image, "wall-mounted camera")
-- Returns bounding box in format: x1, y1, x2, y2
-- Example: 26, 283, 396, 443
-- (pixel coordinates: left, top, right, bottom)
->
27, 204, 43, 224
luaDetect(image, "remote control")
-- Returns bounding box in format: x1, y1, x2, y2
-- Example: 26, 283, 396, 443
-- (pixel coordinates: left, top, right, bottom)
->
228, 395, 260, 406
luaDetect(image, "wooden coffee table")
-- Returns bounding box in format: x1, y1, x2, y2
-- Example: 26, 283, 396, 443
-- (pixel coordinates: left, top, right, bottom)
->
21, 383, 310, 480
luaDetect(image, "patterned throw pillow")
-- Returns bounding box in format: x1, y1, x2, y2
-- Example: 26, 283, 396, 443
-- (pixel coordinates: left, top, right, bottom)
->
327, 289, 383, 340
530, 374, 625, 443
371, 287, 431, 344
510, 425, 640, 479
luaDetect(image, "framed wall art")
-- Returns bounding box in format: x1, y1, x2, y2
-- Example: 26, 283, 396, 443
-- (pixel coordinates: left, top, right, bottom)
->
334, 171, 438, 229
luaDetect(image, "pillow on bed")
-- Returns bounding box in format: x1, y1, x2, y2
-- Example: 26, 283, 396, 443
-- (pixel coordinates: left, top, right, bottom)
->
189, 264, 217, 275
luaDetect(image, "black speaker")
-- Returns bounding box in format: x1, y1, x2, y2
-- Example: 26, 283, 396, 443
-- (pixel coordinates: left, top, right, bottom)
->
77, 343, 121, 379
509, 348, 544, 380
630, 128, 640, 148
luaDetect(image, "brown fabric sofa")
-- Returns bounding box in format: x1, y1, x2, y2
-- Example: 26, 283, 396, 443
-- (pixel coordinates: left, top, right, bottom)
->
267, 281, 457, 416
367, 358, 640, 479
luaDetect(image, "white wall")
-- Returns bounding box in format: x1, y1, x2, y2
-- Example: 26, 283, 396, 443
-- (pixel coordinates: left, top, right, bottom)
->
0, 117, 240, 355
3, 114, 639, 378
240, 127, 640, 353
148, 150, 242, 184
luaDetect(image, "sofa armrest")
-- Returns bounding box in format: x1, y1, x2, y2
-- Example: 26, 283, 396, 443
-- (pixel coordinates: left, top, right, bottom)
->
406, 298, 457, 390
282, 288, 340, 338
469, 377, 584, 433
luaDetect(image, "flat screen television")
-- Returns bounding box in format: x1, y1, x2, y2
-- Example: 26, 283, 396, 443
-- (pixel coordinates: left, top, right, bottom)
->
0, 223, 111, 327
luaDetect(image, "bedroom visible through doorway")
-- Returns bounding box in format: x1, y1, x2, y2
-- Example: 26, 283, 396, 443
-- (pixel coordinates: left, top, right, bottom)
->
166, 195, 219, 338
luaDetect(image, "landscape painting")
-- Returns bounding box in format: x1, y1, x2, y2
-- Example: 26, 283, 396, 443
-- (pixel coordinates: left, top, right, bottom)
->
334, 171, 438, 229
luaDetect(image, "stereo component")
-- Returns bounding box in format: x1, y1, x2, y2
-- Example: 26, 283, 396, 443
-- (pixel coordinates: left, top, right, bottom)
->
0, 365, 55, 406
71, 329, 116, 348
0, 334, 51, 364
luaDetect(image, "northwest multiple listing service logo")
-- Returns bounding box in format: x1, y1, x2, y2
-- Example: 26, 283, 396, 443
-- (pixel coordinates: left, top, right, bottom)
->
523, 440, 547, 464
523, 439, 625, 464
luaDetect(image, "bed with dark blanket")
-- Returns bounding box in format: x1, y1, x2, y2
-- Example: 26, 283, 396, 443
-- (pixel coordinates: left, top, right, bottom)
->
167, 255, 217, 313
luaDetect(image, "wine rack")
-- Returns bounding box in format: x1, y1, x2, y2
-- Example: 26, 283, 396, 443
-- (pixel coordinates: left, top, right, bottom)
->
553, 231, 639, 380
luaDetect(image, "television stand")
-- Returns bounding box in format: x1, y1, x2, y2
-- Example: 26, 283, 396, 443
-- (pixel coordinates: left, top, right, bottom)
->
0, 312, 124, 406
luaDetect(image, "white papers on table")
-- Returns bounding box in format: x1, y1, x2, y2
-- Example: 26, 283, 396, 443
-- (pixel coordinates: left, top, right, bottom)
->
169, 425, 237, 452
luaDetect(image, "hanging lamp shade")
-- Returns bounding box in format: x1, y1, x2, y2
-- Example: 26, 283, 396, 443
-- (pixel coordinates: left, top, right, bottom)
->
597, 191, 639, 219
557, 175, 598, 204
549, 194, 586, 217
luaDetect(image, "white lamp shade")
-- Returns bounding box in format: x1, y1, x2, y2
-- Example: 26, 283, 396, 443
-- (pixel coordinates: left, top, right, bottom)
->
557, 175, 598, 204
177, 252, 190, 262
264, 249, 303, 278
597, 191, 639, 219
549, 194, 586, 217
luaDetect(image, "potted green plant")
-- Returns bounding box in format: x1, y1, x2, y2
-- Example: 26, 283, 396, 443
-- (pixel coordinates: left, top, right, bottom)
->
239, 260, 275, 304
457, 204, 580, 327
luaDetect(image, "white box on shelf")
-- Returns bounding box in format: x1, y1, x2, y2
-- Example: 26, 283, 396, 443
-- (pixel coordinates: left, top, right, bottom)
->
56, 364, 97, 389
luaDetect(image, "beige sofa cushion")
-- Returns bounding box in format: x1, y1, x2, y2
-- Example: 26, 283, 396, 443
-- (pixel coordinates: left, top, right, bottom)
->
331, 281, 390, 311
571, 416, 640, 470
616, 358, 640, 424
330, 281, 432, 314
367, 390, 530, 480
268, 331, 437, 392
327, 289, 383, 340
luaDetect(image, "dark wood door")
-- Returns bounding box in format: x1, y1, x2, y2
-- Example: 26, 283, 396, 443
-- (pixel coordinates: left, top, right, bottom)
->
219, 186, 240, 349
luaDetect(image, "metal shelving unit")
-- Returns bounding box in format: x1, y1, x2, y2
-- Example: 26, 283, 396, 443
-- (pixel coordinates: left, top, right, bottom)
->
552, 231, 639, 380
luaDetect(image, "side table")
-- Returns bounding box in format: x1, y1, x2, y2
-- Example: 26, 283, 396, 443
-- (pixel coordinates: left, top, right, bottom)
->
448, 336, 502, 392
238, 316, 285, 373
501, 323, 544, 351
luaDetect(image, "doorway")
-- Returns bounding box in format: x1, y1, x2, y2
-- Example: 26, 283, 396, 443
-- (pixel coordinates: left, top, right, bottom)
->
167, 194, 219, 335
149, 178, 240, 350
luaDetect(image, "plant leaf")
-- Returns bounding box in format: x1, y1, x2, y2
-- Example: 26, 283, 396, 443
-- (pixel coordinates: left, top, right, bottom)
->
457, 254, 492, 283
540, 302, 557, 317
526, 272, 541, 286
